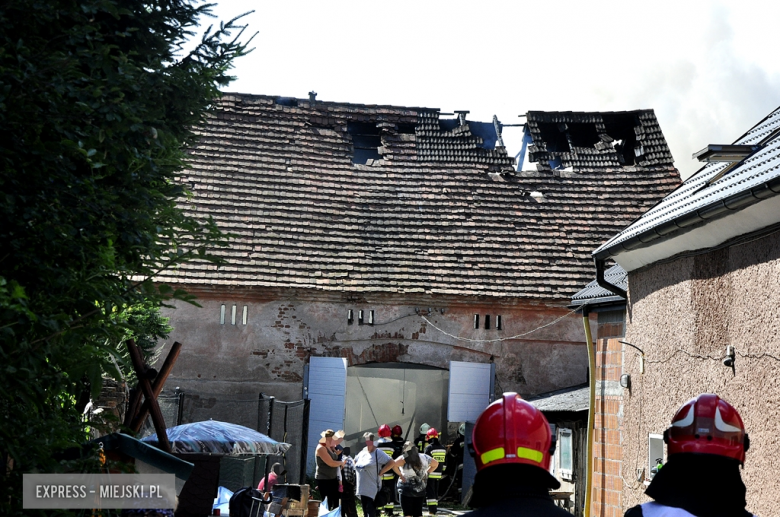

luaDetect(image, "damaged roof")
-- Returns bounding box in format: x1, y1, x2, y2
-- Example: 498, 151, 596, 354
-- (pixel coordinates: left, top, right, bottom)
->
526, 110, 674, 171
593, 105, 780, 265
156, 93, 680, 300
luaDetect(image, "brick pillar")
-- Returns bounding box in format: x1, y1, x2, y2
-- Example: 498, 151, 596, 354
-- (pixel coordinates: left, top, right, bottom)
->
591, 310, 625, 517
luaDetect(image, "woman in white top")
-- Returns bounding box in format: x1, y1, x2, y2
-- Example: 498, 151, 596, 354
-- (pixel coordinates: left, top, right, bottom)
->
391, 442, 438, 517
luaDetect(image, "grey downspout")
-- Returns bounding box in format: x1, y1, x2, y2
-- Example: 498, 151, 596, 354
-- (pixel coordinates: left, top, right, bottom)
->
594, 257, 627, 299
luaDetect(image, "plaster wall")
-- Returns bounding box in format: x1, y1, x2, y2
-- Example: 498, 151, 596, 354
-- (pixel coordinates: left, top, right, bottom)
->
622, 230, 780, 516
157, 288, 589, 415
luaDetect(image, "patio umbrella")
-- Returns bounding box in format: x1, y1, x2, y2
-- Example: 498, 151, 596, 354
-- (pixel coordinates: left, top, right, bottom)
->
141, 419, 292, 456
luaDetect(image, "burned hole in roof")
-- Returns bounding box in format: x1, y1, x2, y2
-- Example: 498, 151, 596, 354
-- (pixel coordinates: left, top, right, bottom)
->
603, 113, 640, 165
274, 96, 299, 107
438, 117, 460, 132
567, 123, 600, 148
538, 122, 570, 153
397, 123, 417, 134
348, 122, 381, 164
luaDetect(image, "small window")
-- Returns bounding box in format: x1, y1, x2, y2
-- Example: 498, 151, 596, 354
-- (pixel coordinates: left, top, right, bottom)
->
474, 314, 480, 329
559, 428, 573, 480
358, 310, 364, 325
368, 310, 374, 325
496, 315, 503, 330
484, 315, 491, 330
231, 305, 237, 325
347, 309, 354, 325
648, 434, 664, 482
242, 305, 248, 325
220, 304, 226, 325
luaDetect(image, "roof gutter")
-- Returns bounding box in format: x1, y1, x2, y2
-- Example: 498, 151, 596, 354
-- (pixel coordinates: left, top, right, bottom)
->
594, 257, 627, 299
593, 174, 780, 262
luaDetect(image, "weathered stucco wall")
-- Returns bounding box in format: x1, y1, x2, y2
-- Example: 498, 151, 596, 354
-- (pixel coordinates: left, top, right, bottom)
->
158, 287, 589, 412
622, 231, 780, 516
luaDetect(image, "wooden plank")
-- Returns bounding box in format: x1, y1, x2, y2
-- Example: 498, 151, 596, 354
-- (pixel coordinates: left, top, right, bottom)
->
130, 341, 182, 432
126, 339, 172, 452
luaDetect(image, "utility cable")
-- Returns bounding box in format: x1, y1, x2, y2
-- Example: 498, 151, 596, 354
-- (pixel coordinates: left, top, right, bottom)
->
646, 348, 722, 364
421, 308, 578, 344
736, 351, 780, 362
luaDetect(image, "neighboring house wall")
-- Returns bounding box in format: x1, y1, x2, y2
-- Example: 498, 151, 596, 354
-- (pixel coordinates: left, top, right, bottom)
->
591, 310, 626, 517
159, 287, 590, 413
545, 412, 587, 516
620, 230, 780, 517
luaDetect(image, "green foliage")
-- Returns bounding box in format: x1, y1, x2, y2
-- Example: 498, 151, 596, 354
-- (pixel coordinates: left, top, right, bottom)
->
112, 300, 173, 383
0, 1, 253, 514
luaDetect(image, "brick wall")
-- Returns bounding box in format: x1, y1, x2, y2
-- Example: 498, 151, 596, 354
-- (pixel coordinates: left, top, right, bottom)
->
591, 310, 625, 517
159, 288, 591, 404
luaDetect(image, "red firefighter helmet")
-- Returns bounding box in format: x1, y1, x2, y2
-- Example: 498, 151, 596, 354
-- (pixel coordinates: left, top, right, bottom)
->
426, 427, 439, 439
471, 393, 555, 473
378, 424, 391, 438
664, 393, 749, 463
391, 425, 403, 437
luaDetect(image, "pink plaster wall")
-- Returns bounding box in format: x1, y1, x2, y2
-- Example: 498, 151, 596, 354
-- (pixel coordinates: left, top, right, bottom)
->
622, 231, 780, 516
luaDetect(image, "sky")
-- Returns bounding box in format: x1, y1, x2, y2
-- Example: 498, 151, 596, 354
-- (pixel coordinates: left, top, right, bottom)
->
205, 0, 780, 179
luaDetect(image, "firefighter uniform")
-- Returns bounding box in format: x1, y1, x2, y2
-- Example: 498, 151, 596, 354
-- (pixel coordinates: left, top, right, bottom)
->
624, 394, 756, 517
415, 423, 430, 453
424, 436, 447, 515
462, 394, 570, 517
414, 433, 428, 454
376, 436, 397, 516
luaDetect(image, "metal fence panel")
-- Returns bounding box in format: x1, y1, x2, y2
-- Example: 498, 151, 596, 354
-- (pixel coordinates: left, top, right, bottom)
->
142, 390, 310, 487
180, 392, 259, 429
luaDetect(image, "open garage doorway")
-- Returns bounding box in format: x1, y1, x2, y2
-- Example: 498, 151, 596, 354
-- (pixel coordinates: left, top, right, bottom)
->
343, 363, 449, 452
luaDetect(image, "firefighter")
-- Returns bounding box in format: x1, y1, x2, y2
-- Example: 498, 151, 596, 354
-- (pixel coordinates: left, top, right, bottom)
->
463, 393, 570, 517
445, 423, 465, 497
376, 424, 396, 516
624, 393, 756, 517
384, 424, 404, 515
423, 427, 446, 515
391, 425, 405, 452
415, 423, 430, 453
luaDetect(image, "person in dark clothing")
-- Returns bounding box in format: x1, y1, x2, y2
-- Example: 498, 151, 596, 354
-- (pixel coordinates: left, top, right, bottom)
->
383, 424, 404, 516
463, 393, 570, 517
423, 428, 446, 515
339, 446, 359, 517
414, 423, 430, 453
624, 393, 755, 517
444, 423, 465, 498
390, 425, 405, 457
376, 425, 397, 516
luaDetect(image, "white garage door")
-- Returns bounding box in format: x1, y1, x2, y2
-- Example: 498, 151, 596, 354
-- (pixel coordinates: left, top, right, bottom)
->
447, 361, 495, 422
305, 357, 348, 473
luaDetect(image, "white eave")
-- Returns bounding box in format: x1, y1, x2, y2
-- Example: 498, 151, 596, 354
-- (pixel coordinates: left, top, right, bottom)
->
612, 194, 780, 272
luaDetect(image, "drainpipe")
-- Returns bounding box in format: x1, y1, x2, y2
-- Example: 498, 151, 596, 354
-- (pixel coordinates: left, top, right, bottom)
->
594, 257, 627, 299
582, 305, 596, 517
